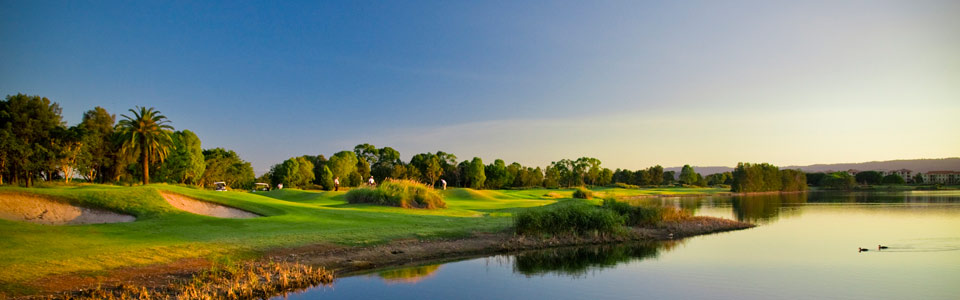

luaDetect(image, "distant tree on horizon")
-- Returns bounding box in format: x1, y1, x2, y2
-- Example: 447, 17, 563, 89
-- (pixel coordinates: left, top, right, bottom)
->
679, 165, 698, 185
882, 174, 905, 185
855, 171, 883, 185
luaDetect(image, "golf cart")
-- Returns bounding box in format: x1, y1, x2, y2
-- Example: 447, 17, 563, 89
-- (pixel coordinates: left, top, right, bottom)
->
214, 181, 228, 191
253, 183, 270, 192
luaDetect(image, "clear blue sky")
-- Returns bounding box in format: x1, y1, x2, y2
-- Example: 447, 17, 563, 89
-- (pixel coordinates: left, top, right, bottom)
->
2, 0, 958, 174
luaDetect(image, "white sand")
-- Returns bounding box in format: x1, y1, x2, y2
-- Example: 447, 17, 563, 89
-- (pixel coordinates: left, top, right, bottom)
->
159, 192, 259, 219
0, 194, 136, 225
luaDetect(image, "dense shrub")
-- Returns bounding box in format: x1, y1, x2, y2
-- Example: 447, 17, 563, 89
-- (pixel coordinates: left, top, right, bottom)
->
514, 204, 624, 235
881, 174, 905, 185
345, 179, 446, 209
572, 187, 593, 199
601, 199, 678, 226
612, 182, 639, 189
821, 172, 856, 190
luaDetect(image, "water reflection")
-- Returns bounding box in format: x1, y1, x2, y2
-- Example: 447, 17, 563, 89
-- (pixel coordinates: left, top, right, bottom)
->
731, 193, 807, 224
374, 264, 442, 284
512, 241, 680, 277
279, 191, 960, 300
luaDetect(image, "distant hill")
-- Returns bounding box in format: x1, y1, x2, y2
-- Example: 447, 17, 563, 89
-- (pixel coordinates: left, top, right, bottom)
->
782, 158, 960, 173
663, 158, 960, 176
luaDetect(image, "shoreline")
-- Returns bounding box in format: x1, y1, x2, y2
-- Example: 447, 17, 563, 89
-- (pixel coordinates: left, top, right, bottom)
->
620, 190, 809, 199
276, 215, 754, 277
18, 216, 753, 299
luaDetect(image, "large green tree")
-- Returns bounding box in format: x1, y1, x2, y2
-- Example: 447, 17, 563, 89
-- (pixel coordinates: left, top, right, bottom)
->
270, 156, 316, 188
881, 174, 905, 185
662, 171, 676, 185
0, 94, 64, 186
327, 151, 358, 186
52, 126, 84, 182
821, 171, 856, 190
75, 107, 116, 182
855, 171, 883, 185
160, 130, 205, 184
116, 106, 174, 185
484, 159, 510, 189
679, 165, 698, 185
201, 148, 255, 188
410, 153, 444, 186
465, 157, 486, 189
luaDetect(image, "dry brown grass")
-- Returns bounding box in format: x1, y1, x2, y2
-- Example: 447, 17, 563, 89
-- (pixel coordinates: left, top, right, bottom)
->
53, 261, 333, 300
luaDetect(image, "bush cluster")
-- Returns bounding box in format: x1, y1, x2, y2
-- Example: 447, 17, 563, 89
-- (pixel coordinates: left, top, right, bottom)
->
514, 204, 624, 235
345, 179, 446, 209
572, 187, 593, 199
601, 199, 669, 226
612, 182, 640, 189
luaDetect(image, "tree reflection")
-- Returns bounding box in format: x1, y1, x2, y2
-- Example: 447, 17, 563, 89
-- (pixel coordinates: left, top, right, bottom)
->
376, 264, 441, 284
512, 241, 679, 277
731, 193, 806, 223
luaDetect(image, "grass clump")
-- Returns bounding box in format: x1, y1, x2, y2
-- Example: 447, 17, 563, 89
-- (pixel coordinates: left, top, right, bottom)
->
572, 187, 593, 199
345, 179, 446, 209
514, 204, 624, 235
612, 183, 640, 189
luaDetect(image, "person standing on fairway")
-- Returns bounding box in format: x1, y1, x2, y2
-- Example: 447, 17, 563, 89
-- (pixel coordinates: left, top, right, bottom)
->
441, 179, 447, 190
334, 176, 340, 191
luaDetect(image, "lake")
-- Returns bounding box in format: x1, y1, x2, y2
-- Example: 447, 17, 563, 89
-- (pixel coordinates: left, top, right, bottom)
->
277, 191, 960, 300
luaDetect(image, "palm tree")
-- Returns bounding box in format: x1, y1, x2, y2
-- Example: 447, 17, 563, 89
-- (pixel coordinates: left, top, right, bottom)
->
117, 106, 174, 185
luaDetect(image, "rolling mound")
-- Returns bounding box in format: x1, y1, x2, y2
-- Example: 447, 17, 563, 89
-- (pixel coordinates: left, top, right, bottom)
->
0, 193, 135, 225
159, 192, 260, 218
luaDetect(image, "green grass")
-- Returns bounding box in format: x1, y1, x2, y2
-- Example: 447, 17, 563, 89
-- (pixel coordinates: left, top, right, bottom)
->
0, 184, 724, 294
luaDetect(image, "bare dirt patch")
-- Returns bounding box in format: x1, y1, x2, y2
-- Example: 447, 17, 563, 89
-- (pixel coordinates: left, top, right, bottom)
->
159, 192, 259, 219
0, 193, 135, 225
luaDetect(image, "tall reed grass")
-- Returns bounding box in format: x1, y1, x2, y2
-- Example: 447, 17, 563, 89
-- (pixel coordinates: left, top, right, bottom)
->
514, 204, 623, 235
345, 179, 446, 209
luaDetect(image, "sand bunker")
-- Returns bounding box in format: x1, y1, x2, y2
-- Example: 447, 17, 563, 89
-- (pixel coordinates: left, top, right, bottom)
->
0, 194, 136, 225
160, 192, 260, 218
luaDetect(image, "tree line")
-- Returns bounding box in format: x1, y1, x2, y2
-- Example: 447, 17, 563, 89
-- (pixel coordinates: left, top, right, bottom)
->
730, 162, 807, 193
0, 94, 255, 188
804, 170, 910, 190
4, 93, 818, 192
263, 145, 731, 190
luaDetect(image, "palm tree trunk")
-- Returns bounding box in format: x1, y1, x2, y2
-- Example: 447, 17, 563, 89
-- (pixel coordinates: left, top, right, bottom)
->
142, 148, 149, 185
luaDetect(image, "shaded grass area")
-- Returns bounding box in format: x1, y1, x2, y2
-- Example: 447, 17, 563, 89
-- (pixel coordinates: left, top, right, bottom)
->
0, 185, 724, 295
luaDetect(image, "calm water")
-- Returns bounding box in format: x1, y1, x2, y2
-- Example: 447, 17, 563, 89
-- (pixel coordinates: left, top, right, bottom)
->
278, 191, 960, 300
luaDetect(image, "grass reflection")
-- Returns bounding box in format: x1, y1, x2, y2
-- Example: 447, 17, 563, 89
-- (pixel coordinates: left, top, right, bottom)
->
512, 241, 680, 277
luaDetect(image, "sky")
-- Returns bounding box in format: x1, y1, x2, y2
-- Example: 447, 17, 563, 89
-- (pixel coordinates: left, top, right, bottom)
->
2, 0, 958, 175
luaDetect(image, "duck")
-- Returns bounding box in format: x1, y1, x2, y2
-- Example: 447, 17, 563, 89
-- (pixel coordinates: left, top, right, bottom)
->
859, 247, 869, 252
878, 245, 888, 250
